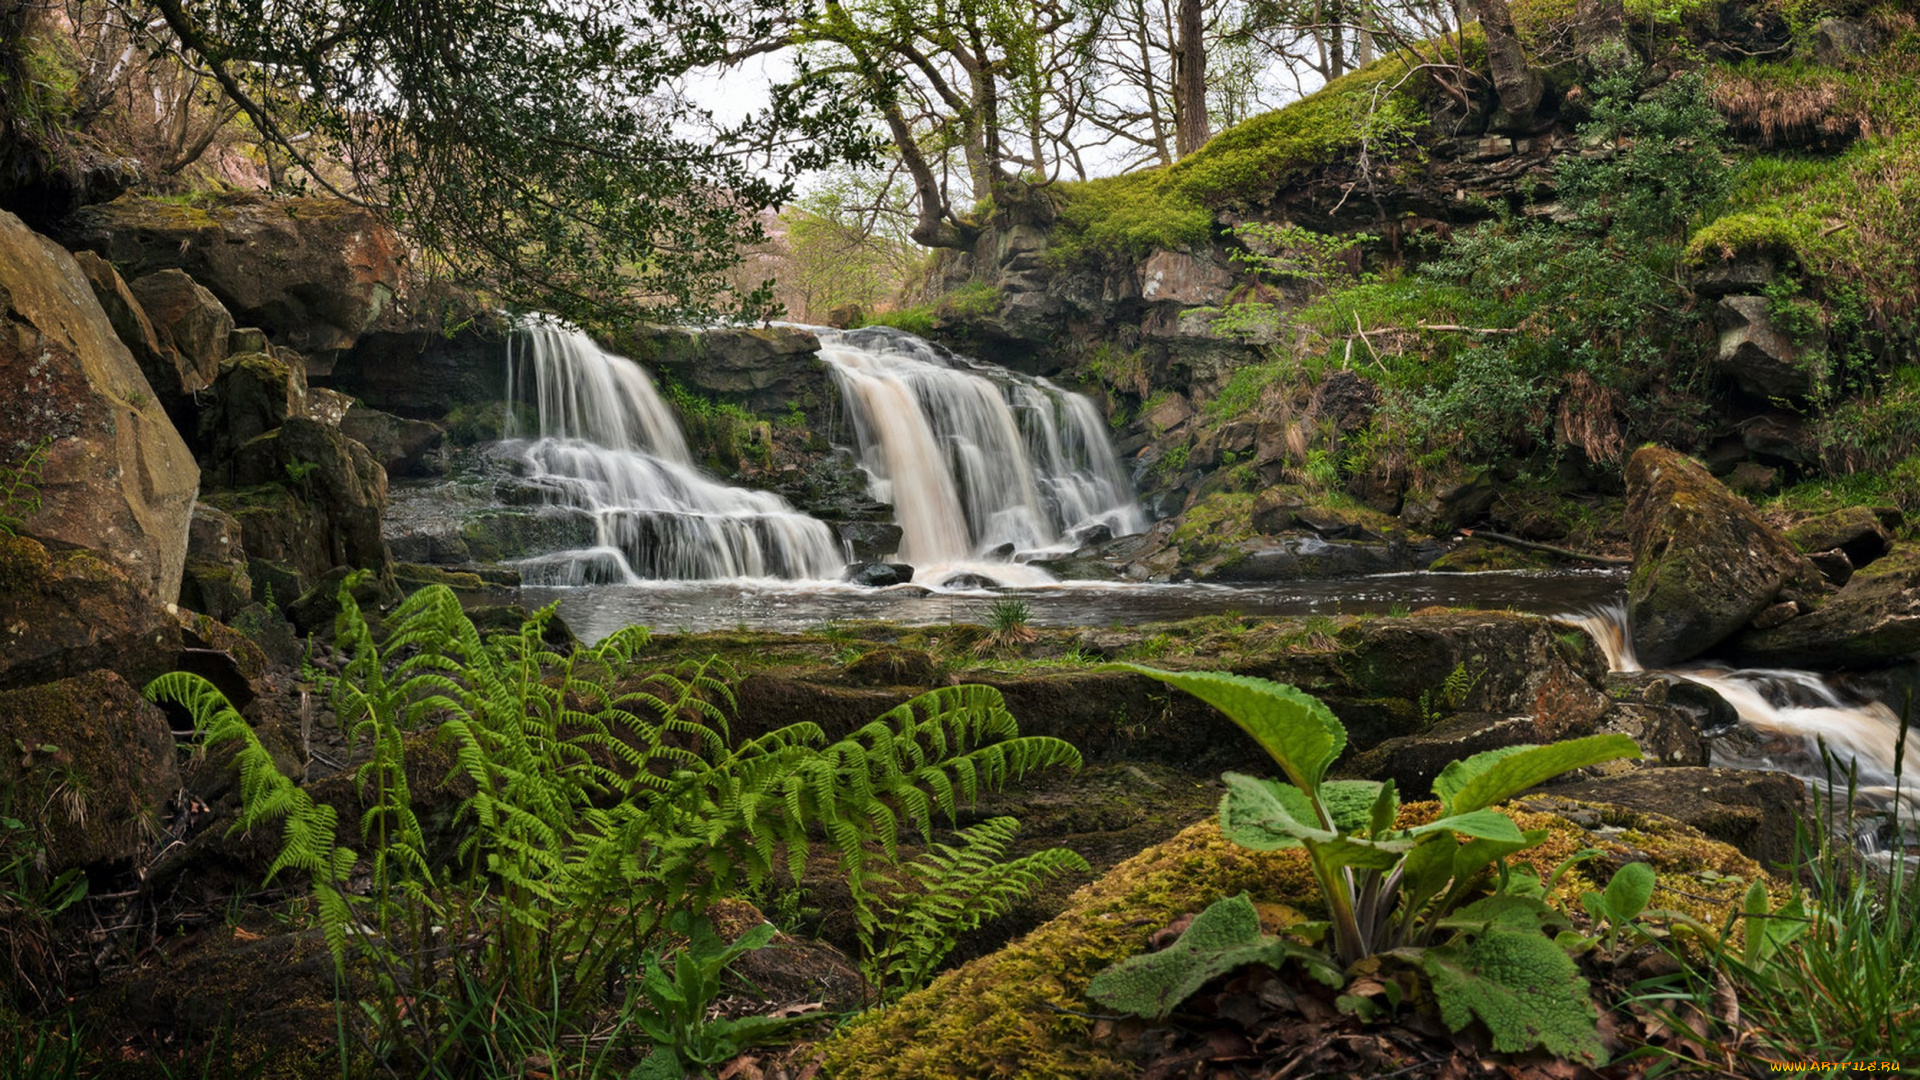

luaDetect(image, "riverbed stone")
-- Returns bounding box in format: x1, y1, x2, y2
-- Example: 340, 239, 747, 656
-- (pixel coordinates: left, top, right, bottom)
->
1732, 545, 1920, 667
846, 562, 914, 587
0, 209, 200, 603
1540, 767, 1805, 865
1624, 446, 1821, 667
1785, 505, 1891, 568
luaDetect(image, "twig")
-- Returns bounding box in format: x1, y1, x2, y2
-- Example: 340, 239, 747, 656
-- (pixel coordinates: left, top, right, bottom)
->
1820, 222, 1851, 237
1353, 313, 1390, 377
1038, 1000, 1126, 1022
1417, 322, 1523, 335
1458, 528, 1631, 566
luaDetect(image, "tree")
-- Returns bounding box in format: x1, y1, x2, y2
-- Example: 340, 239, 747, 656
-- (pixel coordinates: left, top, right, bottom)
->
103, 0, 874, 326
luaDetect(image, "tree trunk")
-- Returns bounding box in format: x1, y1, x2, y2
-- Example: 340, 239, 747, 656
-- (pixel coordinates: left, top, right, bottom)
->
1469, 0, 1543, 133
1171, 0, 1209, 157
1574, 0, 1628, 67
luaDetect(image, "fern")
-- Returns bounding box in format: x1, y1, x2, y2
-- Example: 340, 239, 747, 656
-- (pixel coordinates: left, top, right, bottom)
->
0, 437, 49, 537
148, 576, 1084, 1063
854, 816, 1089, 1000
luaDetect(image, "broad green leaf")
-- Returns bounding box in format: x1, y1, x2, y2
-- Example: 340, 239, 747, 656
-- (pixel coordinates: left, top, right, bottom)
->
1084, 894, 1339, 1019
1602, 862, 1656, 923
1424, 927, 1607, 1064
1433, 735, 1642, 815
1368, 779, 1400, 838
1409, 808, 1527, 843
1119, 666, 1346, 789
1398, 835, 1460, 916
1452, 829, 1552, 891
1439, 893, 1569, 934
1311, 834, 1411, 871
1219, 772, 1332, 849
1320, 780, 1386, 833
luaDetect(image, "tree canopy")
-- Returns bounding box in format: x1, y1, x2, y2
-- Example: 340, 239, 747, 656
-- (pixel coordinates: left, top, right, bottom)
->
133, 0, 878, 326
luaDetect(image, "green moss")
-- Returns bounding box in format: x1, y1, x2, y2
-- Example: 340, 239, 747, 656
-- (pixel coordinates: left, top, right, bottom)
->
856, 304, 938, 335
1171, 492, 1257, 561
1166, 50, 1438, 209
1049, 170, 1214, 266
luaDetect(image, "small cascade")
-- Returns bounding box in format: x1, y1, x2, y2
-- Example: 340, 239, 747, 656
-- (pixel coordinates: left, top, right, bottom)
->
815, 326, 1145, 583
501, 321, 845, 584
1563, 603, 1920, 824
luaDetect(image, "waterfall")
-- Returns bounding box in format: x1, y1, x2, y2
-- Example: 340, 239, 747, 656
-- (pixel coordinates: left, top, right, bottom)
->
1563, 603, 1920, 827
815, 326, 1145, 581
501, 321, 845, 584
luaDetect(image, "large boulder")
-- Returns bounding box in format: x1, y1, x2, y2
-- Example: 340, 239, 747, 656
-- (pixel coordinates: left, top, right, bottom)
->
218, 417, 390, 584
620, 324, 831, 417
179, 505, 254, 623
0, 533, 182, 691
70, 250, 179, 397
339, 402, 445, 477
0, 670, 180, 871
1541, 768, 1805, 866
63, 193, 408, 357
128, 268, 233, 392
1733, 545, 1920, 667
1715, 295, 1813, 399
200, 351, 309, 464
1624, 447, 1821, 667
0, 209, 199, 601
1784, 505, 1893, 567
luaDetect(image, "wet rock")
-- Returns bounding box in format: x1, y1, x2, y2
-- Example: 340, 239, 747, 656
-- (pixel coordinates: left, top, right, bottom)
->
939, 572, 1002, 590
1249, 488, 1301, 534
622, 324, 829, 416
325, 298, 509, 417
1749, 599, 1805, 630
846, 562, 915, 587
64, 193, 409, 357
1785, 505, 1891, 569
179, 505, 254, 622
1805, 548, 1853, 588
200, 351, 308, 464
1625, 446, 1822, 667
0, 670, 179, 871
1142, 393, 1193, 432
1070, 522, 1115, 547
835, 520, 904, 562
219, 417, 390, 583
1196, 535, 1444, 583
1716, 295, 1811, 399
1541, 767, 1805, 865
1029, 554, 1122, 581
128, 268, 233, 392
0, 210, 199, 602
1341, 711, 1604, 797
339, 402, 445, 477
1733, 545, 1920, 667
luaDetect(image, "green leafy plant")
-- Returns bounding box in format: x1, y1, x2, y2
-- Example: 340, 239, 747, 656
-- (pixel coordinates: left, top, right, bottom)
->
855, 816, 1088, 1001
629, 911, 808, 1079
1085, 667, 1641, 1064
0, 438, 50, 537
282, 455, 321, 485
1418, 661, 1484, 722
147, 578, 1083, 1072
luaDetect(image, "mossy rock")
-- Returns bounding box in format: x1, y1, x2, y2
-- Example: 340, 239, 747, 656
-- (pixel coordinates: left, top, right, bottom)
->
820, 803, 1774, 1079
1428, 538, 1555, 572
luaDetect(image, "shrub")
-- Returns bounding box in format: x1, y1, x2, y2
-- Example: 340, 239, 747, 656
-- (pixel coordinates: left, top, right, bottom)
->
1086, 667, 1640, 1064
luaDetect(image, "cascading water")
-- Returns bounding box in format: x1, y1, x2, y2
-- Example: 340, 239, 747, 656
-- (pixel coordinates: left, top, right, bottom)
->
1562, 603, 1920, 839
816, 326, 1145, 583
501, 321, 845, 584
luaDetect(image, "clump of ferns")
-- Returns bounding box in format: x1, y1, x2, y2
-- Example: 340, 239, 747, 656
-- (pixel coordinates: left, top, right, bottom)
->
148, 574, 1083, 1065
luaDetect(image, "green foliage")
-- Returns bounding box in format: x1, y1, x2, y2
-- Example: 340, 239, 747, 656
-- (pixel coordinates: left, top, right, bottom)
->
148, 578, 1082, 1071
1557, 70, 1732, 239
631, 912, 808, 1077
855, 816, 1088, 1001
141, 0, 877, 328
1049, 171, 1213, 266
1083, 893, 1338, 1021
0, 438, 49, 537
1167, 53, 1429, 208
856, 304, 937, 336
1, 790, 89, 1009
1087, 667, 1640, 1063
282, 455, 321, 485
979, 598, 1037, 653
778, 173, 924, 321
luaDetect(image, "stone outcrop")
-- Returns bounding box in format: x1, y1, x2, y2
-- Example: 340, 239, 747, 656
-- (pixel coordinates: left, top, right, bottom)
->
1733, 545, 1920, 667
214, 417, 390, 587
1784, 504, 1893, 567
70, 250, 180, 399
0, 670, 180, 871
1541, 767, 1805, 865
0, 533, 182, 691
200, 351, 309, 464
0, 208, 199, 601
622, 325, 832, 417
179, 505, 254, 622
1715, 294, 1812, 399
1624, 447, 1821, 666
339, 403, 446, 478
63, 193, 408, 357
128, 268, 234, 393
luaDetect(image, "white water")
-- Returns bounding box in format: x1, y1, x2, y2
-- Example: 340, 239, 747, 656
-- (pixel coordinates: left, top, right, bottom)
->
1562, 603, 1920, 826
502, 321, 846, 583
816, 326, 1145, 586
